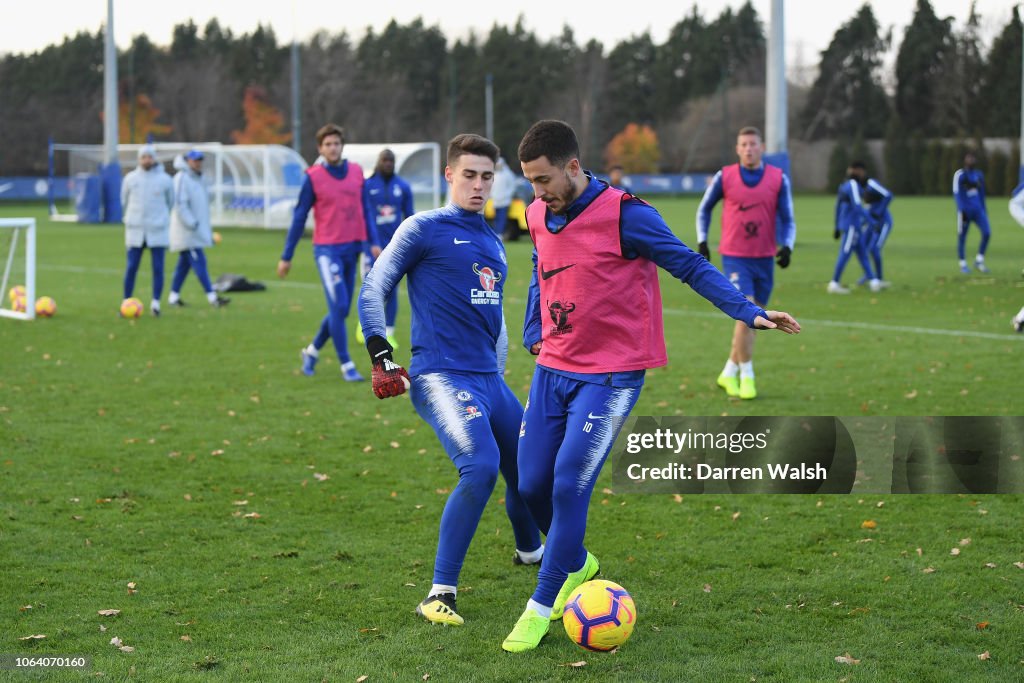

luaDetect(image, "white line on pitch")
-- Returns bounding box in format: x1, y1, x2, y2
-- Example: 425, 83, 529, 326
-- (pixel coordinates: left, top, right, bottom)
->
666, 308, 1023, 341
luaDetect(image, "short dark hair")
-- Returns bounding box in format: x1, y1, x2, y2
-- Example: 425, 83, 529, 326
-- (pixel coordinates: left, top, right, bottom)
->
316, 123, 345, 146
447, 134, 499, 166
849, 160, 867, 170
738, 126, 762, 140
518, 120, 580, 167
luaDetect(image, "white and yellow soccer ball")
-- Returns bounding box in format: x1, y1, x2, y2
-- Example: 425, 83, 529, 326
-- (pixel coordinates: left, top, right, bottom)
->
35, 296, 56, 317
120, 297, 144, 319
562, 579, 638, 651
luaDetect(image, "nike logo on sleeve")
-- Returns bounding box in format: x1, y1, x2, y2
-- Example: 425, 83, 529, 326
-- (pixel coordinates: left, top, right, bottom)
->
540, 264, 576, 280
454, 238, 471, 244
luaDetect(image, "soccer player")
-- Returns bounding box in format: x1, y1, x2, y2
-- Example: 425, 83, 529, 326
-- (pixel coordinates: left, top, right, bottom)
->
607, 164, 631, 193
954, 151, 991, 274
357, 134, 542, 627
696, 126, 796, 400
827, 161, 881, 295
278, 124, 380, 381
168, 150, 230, 308
502, 120, 800, 652
861, 173, 894, 288
356, 148, 415, 349
120, 144, 173, 317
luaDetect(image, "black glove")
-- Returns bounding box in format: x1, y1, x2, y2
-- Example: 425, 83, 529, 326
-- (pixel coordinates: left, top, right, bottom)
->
775, 246, 791, 269
833, 229, 841, 240
698, 241, 710, 260
366, 335, 410, 399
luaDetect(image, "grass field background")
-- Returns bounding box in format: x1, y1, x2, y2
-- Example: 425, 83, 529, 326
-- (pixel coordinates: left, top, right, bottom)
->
1, 196, 1022, 681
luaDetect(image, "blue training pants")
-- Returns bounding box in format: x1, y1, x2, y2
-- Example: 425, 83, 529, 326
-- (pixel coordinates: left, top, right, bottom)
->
311, 243, 362, 364
124, 245, 165, 301
170, 248, 214, 295
411, 371, 541, 586
517, 366, 640, 607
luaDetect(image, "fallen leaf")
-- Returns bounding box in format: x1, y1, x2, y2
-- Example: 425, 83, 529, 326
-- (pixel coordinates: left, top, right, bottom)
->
861, 520, 877, 529
404, 582, 417, 587
357, 677, 369, 682
233, 500, 249, 506
916, 548, 923, 557
1014, 562, 1024, 570
977, 651, 990, 661
673, 494, 683, 503
922, 567, 936, 574
703, 584, 712, 593
99, 625, 107, 632
180, 635, 192, 641
358, 627, 379, 633
98, 609, 121, 616
119, 646, 135, 653
243, 512, 261, 519
563, 661, 587, 668
950, 548, 961, 556
19, 605, 32, 611
422, 675, 430, 681
731, 511, 741, 521
110, 637, 123, 647
904, 389, 918, 399
959, 538, 971, 547
984, 563, 997, 569
835, 653, 861, 665
976, 622, 989, 630
19, 634, 46, 640
211, 449, 225, 456
314, 473, 329, 481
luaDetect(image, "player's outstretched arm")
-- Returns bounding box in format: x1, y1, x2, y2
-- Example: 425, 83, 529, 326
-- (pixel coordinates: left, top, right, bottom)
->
753, 310, 801, 334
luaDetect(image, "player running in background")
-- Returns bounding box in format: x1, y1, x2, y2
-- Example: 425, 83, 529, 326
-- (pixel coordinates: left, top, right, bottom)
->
696, 126, 796, 400
827, 161, 881, 295
1008, 184, 1024, 332
503, 120, 800, 653
954, 150, 991, 274
278, 124, 380, 381
357, 134, 542, 627
356, 148, 415, 350
861, 173, 894, 288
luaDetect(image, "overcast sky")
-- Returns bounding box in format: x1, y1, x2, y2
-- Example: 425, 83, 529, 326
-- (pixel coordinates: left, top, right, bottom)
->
1, 0, 1016, 70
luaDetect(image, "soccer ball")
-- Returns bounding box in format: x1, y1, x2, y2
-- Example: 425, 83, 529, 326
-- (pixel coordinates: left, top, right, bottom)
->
11, 295, 27, 312
35, 296, 56, 317
562, 579, 637, 651
9, 285, 25, 302
212, 231, 223, 245
120, 297, 144, 319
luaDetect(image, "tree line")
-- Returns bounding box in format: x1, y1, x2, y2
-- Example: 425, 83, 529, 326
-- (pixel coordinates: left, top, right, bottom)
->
0, 1, 1020, 194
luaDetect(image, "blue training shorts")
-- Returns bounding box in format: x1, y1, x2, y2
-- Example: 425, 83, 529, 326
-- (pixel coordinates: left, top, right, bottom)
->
720, 255, 774, 306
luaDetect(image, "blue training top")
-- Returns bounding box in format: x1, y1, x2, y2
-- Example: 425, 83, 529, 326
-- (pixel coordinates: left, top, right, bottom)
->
358, 204, 510, 377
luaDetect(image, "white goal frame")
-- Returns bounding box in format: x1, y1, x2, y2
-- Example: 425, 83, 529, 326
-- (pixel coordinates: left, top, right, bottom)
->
0, 218, 36, 321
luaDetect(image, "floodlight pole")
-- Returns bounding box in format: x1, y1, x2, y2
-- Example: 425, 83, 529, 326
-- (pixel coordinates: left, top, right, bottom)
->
103, 0, 118, 166
291, 40, 301, 154
765, 0, 788, 174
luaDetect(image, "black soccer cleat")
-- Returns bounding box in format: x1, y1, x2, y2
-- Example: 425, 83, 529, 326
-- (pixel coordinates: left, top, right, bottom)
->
212, 296, 231, 308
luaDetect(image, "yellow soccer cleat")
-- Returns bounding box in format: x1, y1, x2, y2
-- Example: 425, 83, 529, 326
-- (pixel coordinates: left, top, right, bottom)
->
717, 373, 740, 397
415, 593, 464, 626
551, 552, 599, 620
501, 608, 550, 652
739, 376, 757, 400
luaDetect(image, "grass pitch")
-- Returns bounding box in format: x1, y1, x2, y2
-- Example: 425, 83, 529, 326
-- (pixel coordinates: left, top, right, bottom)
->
1, 197, 1022, 681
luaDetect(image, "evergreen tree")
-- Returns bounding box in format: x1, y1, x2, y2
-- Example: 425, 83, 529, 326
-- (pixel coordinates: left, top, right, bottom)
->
799, 4, 890, 140
894, 0, 954, 136
978, 7, 1023, 136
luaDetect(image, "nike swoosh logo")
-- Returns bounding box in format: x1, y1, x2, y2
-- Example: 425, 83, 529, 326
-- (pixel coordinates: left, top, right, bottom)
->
540, 264, 576, 280
738, 203, 757, 211
454, 238, 471, 244
587, 412, 604, 419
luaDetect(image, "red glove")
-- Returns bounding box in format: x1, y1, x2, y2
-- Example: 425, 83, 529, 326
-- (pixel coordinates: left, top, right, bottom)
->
367, 335, 410, 399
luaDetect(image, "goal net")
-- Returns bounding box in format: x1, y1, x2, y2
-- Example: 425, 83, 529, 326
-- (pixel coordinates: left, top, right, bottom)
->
49, 141, 442, 230
0, 218, 36, 321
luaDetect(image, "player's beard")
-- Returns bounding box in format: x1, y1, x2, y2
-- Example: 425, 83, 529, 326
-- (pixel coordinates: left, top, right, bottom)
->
547, 170, 576, 215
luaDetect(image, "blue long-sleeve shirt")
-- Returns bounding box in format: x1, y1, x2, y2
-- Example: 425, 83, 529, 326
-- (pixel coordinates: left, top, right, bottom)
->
953, 167, 987, 214
363, 172, 415, 249
696, 164, 797, 249
834, 178, 867, 232
281, 160, 379, 261
524, 174, 767, 387
358, 204, 509, 377
863, 178, 893, 226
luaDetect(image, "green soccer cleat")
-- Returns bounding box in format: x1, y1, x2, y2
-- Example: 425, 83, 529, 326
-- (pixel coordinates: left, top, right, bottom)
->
501, 608, 550, 652
717, 373, 740, 397
739, 376, 757, 400
355, 322, 366, 344
551, 551, 599, 620
386, 333, 399, 352
415, 593, 464, 626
